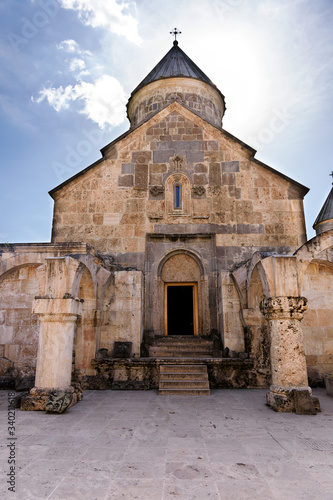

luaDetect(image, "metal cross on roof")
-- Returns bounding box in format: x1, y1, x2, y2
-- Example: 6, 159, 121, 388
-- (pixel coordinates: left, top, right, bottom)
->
170, 28, 181, 41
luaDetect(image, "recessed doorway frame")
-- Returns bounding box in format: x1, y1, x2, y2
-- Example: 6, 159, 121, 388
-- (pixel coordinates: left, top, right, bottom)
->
164, 282, 199, 336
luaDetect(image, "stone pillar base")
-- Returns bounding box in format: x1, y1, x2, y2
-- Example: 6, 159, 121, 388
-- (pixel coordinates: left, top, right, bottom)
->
266, 385, 320, 414
20, 386, 77, 413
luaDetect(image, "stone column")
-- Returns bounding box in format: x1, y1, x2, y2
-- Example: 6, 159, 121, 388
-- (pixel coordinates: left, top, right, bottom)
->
261, 296, 319, 413
22, 297, 82, 411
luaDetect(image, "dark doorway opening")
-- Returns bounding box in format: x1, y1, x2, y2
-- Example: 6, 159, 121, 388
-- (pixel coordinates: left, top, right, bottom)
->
167, 285, 194, 335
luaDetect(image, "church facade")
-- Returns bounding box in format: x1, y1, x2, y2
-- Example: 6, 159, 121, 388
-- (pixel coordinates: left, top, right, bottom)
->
1, 39, 332, 412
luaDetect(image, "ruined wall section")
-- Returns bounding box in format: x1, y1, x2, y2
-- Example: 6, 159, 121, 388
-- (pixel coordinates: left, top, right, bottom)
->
51, 105, 307, 272
0, 266, 39, 380
220, 271, 244, 352
301, 262, 333, 384
100, 270, 143, 357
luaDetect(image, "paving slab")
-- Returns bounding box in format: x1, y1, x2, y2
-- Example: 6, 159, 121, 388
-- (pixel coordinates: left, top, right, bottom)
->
0, 388, 332, 499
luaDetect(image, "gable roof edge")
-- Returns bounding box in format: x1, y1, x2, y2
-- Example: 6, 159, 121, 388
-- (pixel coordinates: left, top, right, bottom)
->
48, 101, 309, 198
252, 157, 309, 195
49, 157, 105, 199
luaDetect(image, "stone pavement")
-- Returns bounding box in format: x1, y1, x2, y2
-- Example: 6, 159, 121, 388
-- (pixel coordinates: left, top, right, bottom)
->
0, 388, 333, 500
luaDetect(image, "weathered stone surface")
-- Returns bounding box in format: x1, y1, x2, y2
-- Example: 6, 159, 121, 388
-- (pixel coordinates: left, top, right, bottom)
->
128, 78, 224, 128
118, 174, 133, 187
222, 161, 240, 172
113, 342, 133, 358
45, 391, 76, 413
293, 389, 317, 415
72, 381, 84, 401
134, 164, 148, 189
121, 163, 134, 174
266, 386, 320, 414
20, 394, 48, 411
89, 357, 256, 390
261, 296, 309, 388
20, 386, 78, 413
96, 348, 109, 360
0, 356, 14, 376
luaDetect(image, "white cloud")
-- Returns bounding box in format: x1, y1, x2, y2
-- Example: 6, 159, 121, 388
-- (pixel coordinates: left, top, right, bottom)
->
57, 39, 79, 53
57, 39, 92, 57
69, 58, 86, 72
33, 75, 127, 128
59, 0, 142, 45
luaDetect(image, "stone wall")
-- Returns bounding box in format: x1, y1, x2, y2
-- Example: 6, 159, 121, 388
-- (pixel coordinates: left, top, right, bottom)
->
301, 262, 333, 385
220, 271, 245, 352
86, 357, 256, 390
0, 265, 39, 380
127, 77, 225, 128
74, 267, 96, 376
100, 270, 143, 358
51, 104, 307, 271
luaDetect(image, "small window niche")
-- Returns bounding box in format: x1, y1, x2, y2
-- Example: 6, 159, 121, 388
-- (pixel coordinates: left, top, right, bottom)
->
174, 182, 182, 210
165, 173, 191, 215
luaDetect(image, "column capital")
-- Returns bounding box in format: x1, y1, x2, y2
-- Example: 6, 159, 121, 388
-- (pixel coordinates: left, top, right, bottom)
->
32, 297, 83, 317
260, 296, 308, 321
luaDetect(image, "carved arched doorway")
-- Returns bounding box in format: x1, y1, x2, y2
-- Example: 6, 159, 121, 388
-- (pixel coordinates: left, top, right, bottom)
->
161, 252, 201, 335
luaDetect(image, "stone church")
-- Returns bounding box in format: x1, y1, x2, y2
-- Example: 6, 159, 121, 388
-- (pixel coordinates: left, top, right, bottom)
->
1, 37, 332, 413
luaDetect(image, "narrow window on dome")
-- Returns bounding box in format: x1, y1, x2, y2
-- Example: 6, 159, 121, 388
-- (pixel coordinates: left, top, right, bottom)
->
174, 183, 182, 209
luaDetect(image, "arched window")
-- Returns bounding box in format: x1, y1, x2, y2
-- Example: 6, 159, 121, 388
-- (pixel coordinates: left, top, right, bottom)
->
174, 182, 182, 209
165, 173, 191, 215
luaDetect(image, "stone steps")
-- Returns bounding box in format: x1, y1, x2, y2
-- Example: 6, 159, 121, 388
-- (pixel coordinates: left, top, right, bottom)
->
158, 364, 210, 395
149, 336, 214, 358
154, 336, 213, 345
160, 364, 207, 373
158, 388, 211, 395
150, 349, 213, 358
160, 372, 206, 380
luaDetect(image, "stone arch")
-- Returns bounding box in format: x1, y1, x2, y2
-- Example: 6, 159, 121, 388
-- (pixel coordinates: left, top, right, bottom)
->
158, 248, 205, 279
158, 250, 209, 335
74, 265, 97, 376
0, 253, 46, 290
295, 231, 333, 291
0, 264, 41, 380
246, 252, 272, 306
247, 265, 271, 376
161, 254, 201, 282
251, 259, 272, 299
69, 254, 114, 313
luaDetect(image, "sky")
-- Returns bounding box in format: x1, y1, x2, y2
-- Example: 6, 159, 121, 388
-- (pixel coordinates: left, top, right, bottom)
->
1, 0, 333, 243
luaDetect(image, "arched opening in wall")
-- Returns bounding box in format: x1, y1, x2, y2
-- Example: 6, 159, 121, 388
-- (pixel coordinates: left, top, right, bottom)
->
161, 253, 201, 336
248, 266, 270, 373
0, 265, 40, 381
74, 266, 96, 377
165, 173, 191, 215
301, 260, 333, 385
174, 182, 182, 210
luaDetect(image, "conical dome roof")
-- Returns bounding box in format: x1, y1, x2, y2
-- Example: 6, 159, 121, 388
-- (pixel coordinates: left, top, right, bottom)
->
313, 185, 333, 235
130, 40, 224, 101
127, 41, 226, 129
